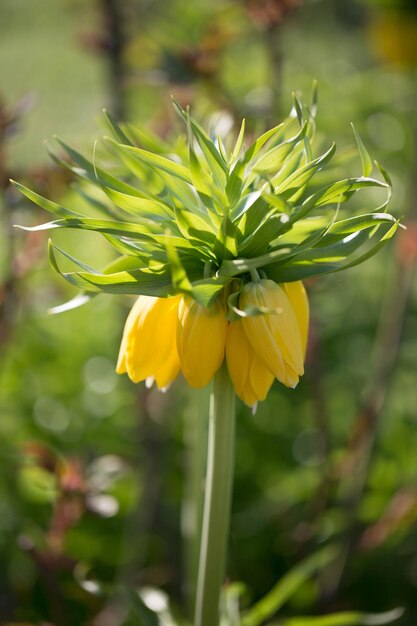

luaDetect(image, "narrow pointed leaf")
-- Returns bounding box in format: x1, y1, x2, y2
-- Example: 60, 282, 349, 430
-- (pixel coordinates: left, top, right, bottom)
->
102, 109, 135, 146
242, 546, 338, 626
230, 118, 246, 164
11, 180, 81, 218
105, 137, 192, 183
275, 143, 336, 197
278, 607, 404, 626
351, 123, 373, 177
51, 139, 145, 197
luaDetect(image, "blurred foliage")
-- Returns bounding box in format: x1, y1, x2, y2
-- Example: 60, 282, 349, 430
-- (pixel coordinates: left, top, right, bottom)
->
1, 0, 417, 625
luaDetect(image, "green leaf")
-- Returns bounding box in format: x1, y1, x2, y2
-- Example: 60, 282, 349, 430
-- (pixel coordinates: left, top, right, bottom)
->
188, 143, 214, 198
277, 607, 404, 626
241, 546, 338, 626
320, 212, 398, 241
48, 241, 180, 296
165, 233, 194, 294
238, 212, 289, 257
230, 191, 263, 222
191, 276, 231, 307
120, 587, 159, 626
214, 215, 239, 259
105, 137, 192, 183
174, 206, 217, 250
126, 123, 172, 153
19, 216, 157, 237
52, 139, 144, 197
11, 180, 81, 218
218, 246, 293, 277
222, 582, 248, 626
310, 79, 318, 118
242, 122, 284, 164
252, 122, 308, 175
229, 118, 246, 165
225, 158, 247, 206
351, 123, 373, 178
293, 177, 389, 222
108, 138, 202, 214
23, 217, 206, 260
48, 293, 94, 315
266, 222, 398, 282
270, 147, 305, 190
102, 109, 135, 146
72, 185, 123, 220
292, 92, 304, 126
48, 239, 100, 277
172, 98, 228, 190
275, 143, 336, 198
100, 186, 173, 220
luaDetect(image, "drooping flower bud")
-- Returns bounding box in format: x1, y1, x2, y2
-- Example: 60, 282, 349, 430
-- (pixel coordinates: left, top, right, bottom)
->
226, 319, 274, 407
283, 280, 309, 356
177, 296, 228, 388
240, 279, 305, 388
117, 295, 181, 390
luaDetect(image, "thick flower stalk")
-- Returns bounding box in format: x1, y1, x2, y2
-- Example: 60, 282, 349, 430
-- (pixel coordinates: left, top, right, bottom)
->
15, 91, 398, 626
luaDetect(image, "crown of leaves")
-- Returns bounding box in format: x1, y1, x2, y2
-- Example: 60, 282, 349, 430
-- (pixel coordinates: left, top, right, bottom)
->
14, 89, 398, 314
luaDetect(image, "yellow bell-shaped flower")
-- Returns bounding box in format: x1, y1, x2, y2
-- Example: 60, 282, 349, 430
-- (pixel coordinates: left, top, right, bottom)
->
177, 296, 228, 388
240, 279, 307, 388
226, 319, 274, 407
283, 280, 309, 356
116, 294, 181, 390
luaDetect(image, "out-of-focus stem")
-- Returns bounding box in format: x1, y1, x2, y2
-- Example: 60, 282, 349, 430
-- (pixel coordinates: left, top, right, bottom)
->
265, 23, 283, 124
183, 386, 209, 618
194, 364, 236, 626
100, 0, 127, 120
0, 117, 16, 348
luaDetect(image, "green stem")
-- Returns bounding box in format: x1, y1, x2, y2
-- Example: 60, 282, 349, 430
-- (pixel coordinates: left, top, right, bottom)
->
194, 363, 236, 626
183, 386, 209, 618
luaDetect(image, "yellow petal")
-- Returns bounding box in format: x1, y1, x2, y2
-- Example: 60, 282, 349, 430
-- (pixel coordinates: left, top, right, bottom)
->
283, 281, 309, 356
226, 320, 274, 406
280, 363, 299, 388
260, 280, 304, 374
240, 279, 304, 380
177, 296, 227, 388
117, 295, 181, 389
125, 296, 162, 383
226, 320, 251, 399
151, 296, 182, 389
248, 354, 275, 401
116, 296, 150, 375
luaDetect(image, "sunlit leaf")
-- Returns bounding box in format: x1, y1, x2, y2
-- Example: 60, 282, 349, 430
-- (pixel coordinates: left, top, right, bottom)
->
351, 123, 373, 178
242, 546, 338, 626
277, 607, 404, 626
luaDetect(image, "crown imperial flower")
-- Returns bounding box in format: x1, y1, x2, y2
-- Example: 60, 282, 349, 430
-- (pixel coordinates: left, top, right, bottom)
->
15, 92, 397, 407
177, 296, 228, 388
225, 318, 274, 407
15, 90, 399, 626
116, 278, 308, 406
240, 279, 306, 388
116, 294, 181, 390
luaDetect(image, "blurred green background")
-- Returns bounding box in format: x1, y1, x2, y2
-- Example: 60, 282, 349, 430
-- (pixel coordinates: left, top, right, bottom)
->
1, 0, 417, 624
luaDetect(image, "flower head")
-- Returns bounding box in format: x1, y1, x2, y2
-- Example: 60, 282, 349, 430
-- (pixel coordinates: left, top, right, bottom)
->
240, 279, 307, 388
116, 294, 181, 390
225, 319, 274, 407
16, 92, 397, 406
117, 278, 308, 407
177, 296, 228, 388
